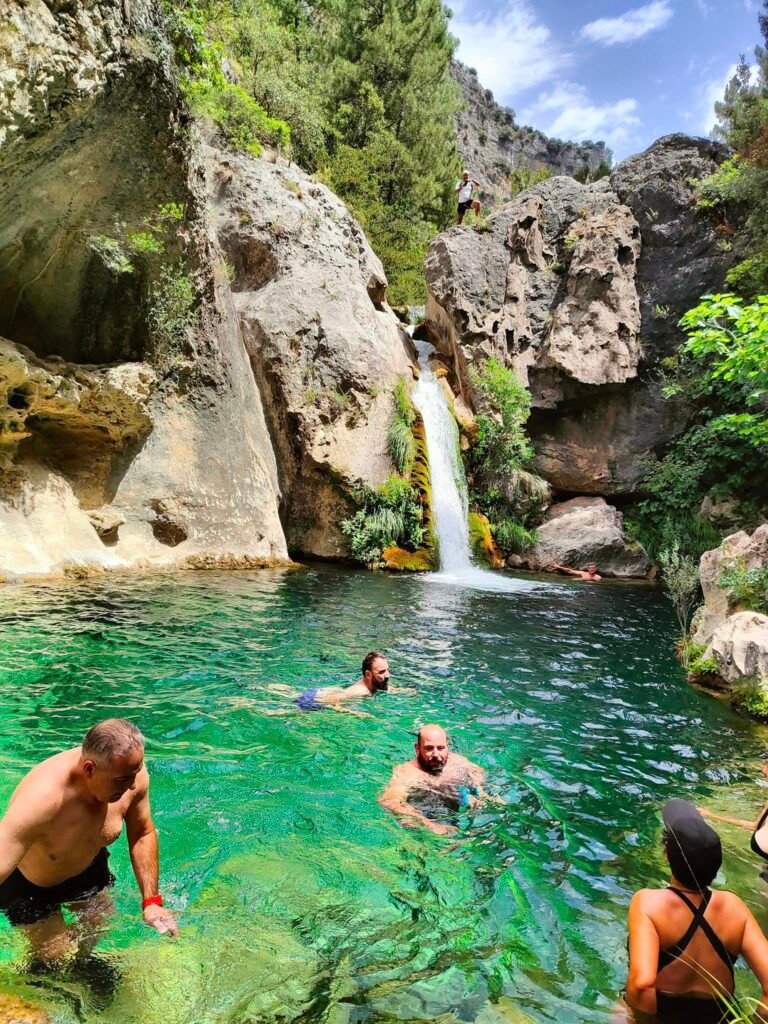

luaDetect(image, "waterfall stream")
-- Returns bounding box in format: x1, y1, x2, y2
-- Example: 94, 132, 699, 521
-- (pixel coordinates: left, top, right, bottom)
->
410, 338, 539, 592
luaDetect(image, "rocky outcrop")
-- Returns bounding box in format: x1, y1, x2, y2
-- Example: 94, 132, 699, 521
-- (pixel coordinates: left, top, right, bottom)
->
0, 0, 416, 577
690, 526, 768, 715
424, 135, 734, 498
208, 147, 414, 560
693, 526, 768, 646
0, 0, 287, 575
524, 497, 651, 578
451, 62, 610, 203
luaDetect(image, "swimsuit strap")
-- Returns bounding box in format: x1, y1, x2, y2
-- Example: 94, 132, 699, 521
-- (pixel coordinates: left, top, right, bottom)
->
666, 888, 736, 978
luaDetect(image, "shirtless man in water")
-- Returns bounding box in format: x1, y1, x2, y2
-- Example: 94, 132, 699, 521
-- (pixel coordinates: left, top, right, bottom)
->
266, 651, 409, 717
0, 719, 178, 961
379, 724, 490, 836
550, 561, 602, 582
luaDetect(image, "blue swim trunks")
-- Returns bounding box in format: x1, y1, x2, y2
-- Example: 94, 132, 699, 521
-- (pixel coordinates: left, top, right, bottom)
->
296, 688, 326, 711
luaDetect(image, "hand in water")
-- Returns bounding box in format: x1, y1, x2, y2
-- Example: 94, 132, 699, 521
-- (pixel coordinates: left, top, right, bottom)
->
144, 904, 179, 937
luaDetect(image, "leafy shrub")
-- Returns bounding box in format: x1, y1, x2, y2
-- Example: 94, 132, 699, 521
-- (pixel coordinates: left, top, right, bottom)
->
469, 357, 534, 481
341, 476, 424, 565
387, 380, 418, 476
493, 518, 538, 556
189, 80, 290, 155
659, 542, 701, 634
148, 261, 198, 348
88, 235, 134, 275
127, 232, 165, 256
626, 510, 721, 566
719, 560, 768, 613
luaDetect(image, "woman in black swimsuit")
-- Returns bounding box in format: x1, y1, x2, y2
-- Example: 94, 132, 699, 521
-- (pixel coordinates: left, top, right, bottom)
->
699, 758, 768, 868
621, 800, 768, 1023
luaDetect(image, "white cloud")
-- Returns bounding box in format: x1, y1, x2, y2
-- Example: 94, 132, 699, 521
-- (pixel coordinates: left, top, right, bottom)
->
580, 0, 674, 46
520, 82, 642, 156
694, 0, 713, 14
450, 0, 571, 100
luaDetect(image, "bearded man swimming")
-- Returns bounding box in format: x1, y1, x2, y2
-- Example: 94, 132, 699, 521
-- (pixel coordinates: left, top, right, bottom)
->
378, 724, 489, 836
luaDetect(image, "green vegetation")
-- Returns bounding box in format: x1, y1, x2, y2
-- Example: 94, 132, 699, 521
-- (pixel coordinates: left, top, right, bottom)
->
626, 293, 768, 564
148, 261, 199, 349
508, 166, 551, 198
88, 235, 134, 275
658, 543, 701, 634
162, 0, 461, 303
719, 559, 768, 613
696, 37, 768, 298
387, 379, 417, 476
340, 476, 425, 566
464, 357, 548, 559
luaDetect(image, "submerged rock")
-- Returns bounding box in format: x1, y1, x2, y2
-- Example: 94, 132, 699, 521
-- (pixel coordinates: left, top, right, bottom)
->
527, 497, 651, 578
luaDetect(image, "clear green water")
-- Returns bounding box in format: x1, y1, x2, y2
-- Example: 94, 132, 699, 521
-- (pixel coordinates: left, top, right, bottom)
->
1, 567, 767, 1024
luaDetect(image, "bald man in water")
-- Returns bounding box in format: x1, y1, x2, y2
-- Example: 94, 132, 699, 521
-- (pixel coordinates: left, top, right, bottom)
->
378, 724, 489, 836
0, 718, 178, 961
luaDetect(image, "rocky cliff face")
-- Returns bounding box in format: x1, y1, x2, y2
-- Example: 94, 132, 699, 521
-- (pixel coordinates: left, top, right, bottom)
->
0, 0, 412, 577
691, 527, 768, 717
451, 62, 610, 202
424, 135, 736, 501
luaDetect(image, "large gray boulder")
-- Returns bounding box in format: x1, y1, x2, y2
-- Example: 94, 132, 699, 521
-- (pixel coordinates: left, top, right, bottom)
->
693, 525, 768, 646
424, 135, 735, 498
209, 147, 414, 559
709, 612, 768, 688
527, 497, 651, 578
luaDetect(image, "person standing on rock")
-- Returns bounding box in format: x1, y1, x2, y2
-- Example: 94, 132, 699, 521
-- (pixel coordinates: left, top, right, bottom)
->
379, 724, 492, 836
455, 171, 481, 224
550, 561, 602, 582
0, 718, 178, 962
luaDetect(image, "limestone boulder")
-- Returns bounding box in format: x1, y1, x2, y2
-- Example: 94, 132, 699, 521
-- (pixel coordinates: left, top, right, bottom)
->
209, 146, 414, 558
693, 525, 768, 646
527, 497, 651, 578
709, 611, 768, 687
0, 0, 290, 577
424, 135, 735, 498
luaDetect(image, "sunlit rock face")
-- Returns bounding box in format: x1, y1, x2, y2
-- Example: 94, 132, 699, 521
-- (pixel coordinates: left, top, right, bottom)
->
208, 147, 414, 559
0, 0, 289, 575
424, 135, 736, 500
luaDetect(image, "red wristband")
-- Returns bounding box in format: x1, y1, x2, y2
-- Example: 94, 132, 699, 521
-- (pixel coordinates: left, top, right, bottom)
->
142, 894, 163, 910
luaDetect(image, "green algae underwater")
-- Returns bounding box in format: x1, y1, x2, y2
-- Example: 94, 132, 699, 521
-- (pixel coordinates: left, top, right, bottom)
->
1, 565, 768, 1023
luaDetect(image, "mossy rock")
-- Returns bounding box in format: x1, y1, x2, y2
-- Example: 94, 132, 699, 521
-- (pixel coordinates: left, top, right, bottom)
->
468, 512, 503, 569
382, 546, 437, 572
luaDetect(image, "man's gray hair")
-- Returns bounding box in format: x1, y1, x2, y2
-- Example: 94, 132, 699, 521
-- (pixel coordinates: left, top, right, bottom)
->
82, 719, 144, 763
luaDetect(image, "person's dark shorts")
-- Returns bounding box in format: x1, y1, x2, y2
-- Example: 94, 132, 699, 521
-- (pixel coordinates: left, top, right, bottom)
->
296, 688, 326, 711
0, 848, 115, 926
457, 200, 471, 215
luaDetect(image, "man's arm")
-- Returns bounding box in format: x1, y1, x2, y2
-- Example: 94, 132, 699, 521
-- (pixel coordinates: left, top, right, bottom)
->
698, 805, 756, 830
0, 799, 43, 885
550, 563, 583, 577
378, 768, 456, 836
125, 773, 178, 937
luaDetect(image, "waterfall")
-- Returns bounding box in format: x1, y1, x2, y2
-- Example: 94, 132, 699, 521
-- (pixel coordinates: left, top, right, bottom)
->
411, 340, 472, 572
410, 337, 540, 592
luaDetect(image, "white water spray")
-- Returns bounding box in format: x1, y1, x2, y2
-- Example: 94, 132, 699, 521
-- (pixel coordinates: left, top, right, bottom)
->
410, 338, 539, 592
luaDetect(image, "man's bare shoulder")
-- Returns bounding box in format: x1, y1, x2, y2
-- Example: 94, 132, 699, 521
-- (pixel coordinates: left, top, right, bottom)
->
449, 753, 482, 773
340, 681, 370, 700
6, 748, 78, 820
391, 759, 422, 782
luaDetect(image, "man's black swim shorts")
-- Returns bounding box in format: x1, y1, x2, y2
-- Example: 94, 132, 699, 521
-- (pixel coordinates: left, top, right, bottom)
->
0, 848, 115, 926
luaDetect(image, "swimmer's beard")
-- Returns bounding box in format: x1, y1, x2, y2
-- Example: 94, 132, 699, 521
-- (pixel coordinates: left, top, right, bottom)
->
418, 754, 446, 775
373, 680, 389, 692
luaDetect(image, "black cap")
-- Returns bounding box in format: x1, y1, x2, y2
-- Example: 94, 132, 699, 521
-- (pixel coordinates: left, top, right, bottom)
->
662, 799, 722, 889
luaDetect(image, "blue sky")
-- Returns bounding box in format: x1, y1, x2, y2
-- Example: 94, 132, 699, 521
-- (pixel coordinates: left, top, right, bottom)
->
449, 0, 762, 160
